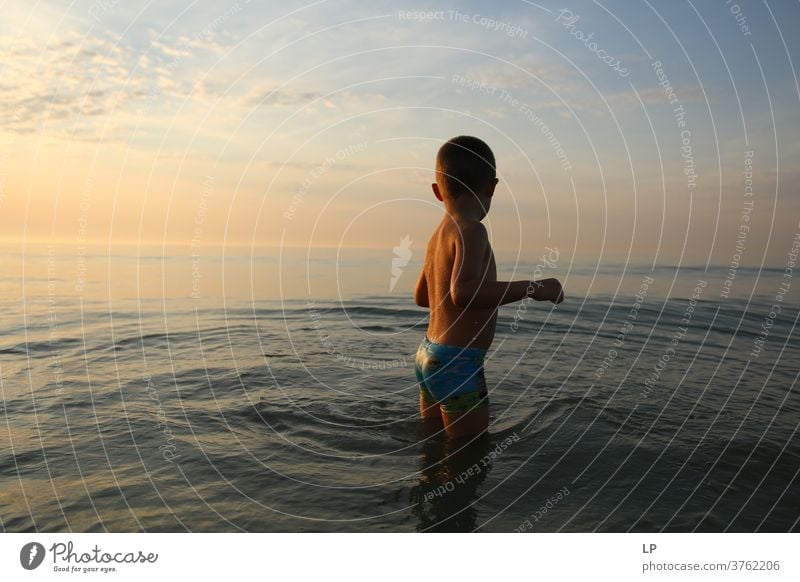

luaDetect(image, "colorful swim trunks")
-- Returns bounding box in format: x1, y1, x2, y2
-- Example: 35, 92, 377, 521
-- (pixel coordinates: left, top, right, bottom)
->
414, 336, 489, 414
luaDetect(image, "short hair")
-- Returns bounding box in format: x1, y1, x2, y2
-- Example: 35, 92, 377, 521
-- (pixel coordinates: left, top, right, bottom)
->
436, 136, 496, 198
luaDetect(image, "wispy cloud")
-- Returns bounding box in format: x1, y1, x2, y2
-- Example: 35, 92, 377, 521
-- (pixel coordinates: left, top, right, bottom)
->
0, 32, 145, 139
0, 19, 244, 141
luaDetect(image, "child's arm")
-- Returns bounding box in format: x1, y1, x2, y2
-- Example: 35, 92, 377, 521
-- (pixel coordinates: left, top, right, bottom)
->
451, 222, 563, 308
414, 269, 430, 307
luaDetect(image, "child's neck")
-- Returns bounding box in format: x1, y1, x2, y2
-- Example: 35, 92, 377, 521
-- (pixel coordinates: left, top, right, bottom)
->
444, 199, 486, 222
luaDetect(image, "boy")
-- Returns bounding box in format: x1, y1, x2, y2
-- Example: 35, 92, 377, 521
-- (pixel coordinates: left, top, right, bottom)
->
414, 136, 564, 438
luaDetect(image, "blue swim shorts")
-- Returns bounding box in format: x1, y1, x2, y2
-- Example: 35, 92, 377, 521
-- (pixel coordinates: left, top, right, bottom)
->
414, 336, 489, 414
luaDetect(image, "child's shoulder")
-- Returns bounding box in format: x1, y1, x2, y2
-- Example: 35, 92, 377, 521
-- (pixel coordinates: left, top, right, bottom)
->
432, 218, 487, 251
454, 219, 488, 242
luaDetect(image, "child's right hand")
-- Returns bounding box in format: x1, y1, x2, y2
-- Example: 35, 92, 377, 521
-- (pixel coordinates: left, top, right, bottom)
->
530, 278, 564, 304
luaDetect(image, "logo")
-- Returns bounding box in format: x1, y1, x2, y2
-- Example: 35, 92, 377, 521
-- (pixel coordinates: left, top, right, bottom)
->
390, 234, 413, 292
20, 542, 46, 570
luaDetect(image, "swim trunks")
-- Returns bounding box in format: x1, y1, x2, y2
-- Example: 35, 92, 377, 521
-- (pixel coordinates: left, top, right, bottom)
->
415, 336, 489, 415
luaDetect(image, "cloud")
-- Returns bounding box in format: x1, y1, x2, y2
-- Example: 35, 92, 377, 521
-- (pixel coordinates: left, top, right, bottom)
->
473, 54, 575, 91
0, 17, 246, 141
238, 84, 387, 113
0, 31, 146, 139
458, 53, 707, 119
604, 85, 708, 109
240, 87, 327, 108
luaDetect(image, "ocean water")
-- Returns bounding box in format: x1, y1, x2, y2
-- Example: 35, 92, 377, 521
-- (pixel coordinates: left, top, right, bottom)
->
1, 245, 798, 532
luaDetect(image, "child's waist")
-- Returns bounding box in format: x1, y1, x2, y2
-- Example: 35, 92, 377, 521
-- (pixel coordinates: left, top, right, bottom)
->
421, 336, 487, 358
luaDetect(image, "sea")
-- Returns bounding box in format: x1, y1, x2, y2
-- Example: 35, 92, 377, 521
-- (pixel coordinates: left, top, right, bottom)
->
1, 243, 798, 532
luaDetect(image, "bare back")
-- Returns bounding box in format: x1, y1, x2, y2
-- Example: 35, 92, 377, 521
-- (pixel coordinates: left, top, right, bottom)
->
422, 217, 497, 349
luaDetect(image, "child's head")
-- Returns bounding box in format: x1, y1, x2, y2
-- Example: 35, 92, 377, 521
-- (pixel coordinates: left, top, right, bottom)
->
433, 136, 498, 216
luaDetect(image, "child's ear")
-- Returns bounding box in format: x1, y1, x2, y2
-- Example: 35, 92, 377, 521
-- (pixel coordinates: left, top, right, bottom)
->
432, 182, 443, 201
485, 178, 499, 197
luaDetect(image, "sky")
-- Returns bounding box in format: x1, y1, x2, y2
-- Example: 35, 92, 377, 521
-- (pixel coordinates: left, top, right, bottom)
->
1, 0, 799, 267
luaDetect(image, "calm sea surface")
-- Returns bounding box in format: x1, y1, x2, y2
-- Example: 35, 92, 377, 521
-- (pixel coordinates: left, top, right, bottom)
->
1, 244, 798, 531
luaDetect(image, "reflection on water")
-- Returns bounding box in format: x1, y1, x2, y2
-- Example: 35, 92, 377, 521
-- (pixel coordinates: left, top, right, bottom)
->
1, 243, 799, 532
5, 243, 791, 306
411, 418, 493, 532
